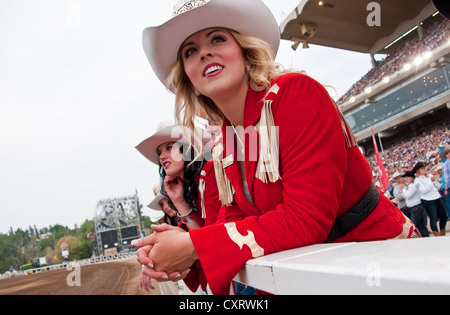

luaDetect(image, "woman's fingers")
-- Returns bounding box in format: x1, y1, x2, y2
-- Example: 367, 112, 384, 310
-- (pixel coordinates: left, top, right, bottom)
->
131, 233, 157, 248
142, 267, 191, 283
132, 224, 184, 249
151, 223, 184, 233
165, 268, 191, 282
141, 265, 171, 281
139, 272, 155, 291
136, 245, 154, 268
133, 226, 186, 269
139, 268, 189, 293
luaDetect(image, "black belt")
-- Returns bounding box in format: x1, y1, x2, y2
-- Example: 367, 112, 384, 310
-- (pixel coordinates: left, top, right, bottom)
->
325, 183, 380, 243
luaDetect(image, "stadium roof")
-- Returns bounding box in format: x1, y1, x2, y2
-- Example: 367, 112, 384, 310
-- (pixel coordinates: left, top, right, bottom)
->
280, 0, 438, 55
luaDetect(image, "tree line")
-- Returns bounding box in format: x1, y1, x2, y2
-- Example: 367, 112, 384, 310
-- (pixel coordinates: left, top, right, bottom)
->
0, 216, 154, 274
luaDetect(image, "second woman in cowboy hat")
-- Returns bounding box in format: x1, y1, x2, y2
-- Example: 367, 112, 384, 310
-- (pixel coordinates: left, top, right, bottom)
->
135, 122, 221, 292
134, 0, 418, 294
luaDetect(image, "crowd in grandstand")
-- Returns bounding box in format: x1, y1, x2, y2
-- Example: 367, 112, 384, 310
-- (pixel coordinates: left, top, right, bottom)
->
367, 121, 449, 177
366, 120, 450, 237
337, 18, 450, 106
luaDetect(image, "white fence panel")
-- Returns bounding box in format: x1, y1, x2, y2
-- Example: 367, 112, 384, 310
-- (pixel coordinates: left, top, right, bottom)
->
234, 237, 450, 294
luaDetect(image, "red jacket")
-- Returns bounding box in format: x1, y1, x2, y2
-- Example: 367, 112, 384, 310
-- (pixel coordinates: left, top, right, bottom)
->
188, 73, 414, 295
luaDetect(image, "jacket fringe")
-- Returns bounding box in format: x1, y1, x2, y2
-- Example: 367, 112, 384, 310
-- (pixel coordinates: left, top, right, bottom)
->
255, 100, 281, 184
212, 85, 358, 206
212, 143, 234, 207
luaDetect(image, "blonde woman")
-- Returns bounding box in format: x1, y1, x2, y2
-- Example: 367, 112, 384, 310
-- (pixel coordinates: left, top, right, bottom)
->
133, 0, 418, 294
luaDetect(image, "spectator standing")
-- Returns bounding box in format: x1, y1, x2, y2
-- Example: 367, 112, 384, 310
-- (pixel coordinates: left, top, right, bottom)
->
441, 146, 450, 218
392, 171, 410, 219
402, 171, 429, 237
430, 163, 447, 211
413, 162, 447, 236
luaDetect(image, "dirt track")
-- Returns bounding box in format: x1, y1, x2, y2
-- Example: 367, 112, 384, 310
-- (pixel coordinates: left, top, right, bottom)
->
0, 259, 162, 295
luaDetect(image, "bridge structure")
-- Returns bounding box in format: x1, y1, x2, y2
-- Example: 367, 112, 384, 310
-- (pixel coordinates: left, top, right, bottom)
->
93, 193, 143, 256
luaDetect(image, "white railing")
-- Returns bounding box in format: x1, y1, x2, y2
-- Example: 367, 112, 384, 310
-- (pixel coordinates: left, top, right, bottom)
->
233, 237, 450, 294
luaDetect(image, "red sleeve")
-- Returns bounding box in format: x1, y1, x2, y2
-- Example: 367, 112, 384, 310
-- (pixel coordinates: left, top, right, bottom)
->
222, 205, 249, 223
190, 74, 347, 294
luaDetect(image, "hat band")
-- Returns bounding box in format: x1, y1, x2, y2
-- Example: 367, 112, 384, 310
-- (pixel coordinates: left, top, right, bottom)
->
172, 0, 209, 17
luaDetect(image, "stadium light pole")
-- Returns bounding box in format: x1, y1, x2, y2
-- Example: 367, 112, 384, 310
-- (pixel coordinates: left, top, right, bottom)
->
378, 133, 384, 153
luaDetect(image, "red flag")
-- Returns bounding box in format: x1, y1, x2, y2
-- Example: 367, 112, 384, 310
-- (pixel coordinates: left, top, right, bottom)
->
372, 129, 388, 191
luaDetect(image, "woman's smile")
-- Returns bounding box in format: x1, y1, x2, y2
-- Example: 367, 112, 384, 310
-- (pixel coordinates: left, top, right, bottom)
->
162, 160, 172, 169
203, 62, 224, 77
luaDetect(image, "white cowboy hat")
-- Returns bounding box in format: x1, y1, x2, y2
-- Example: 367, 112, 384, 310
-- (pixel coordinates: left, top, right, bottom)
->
391, 171, 404, 179
430, 162, 443, 172
147, 184, 165, 210
439, 145, 450, 160
136, 122, 184, 165
142, 0, 280, 91
136, 122, 212, 165
147, 192, 164, 210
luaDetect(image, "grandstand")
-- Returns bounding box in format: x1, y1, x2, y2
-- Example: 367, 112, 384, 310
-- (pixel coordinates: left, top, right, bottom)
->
280, 0, 450, 156
93, 193, 143, 256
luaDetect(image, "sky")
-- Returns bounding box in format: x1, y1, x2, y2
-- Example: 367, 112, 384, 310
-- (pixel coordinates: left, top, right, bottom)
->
0, 0, 373, 234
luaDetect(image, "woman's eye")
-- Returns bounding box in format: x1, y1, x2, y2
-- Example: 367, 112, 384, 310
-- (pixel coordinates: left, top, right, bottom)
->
167, 145, 173, 151
212, 36, 225, 44
184, 47, 196, 59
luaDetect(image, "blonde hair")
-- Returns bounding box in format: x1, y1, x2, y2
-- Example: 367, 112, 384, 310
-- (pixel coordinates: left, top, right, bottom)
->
167, 29, 288, 133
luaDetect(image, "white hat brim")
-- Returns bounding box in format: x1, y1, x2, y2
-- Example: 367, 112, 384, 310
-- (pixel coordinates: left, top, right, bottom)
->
391, 171, 404, 179
135, 125, 212, 165
142, 0, 280, 91
147, 192, 164, 210
135, 125, 186, 165
440, 146, 450, 159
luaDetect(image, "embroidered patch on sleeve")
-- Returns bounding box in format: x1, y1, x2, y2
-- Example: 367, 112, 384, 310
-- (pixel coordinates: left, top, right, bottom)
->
224, 222, 264, 258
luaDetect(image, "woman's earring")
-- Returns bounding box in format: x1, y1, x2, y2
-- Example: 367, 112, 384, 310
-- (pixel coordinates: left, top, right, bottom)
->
245, 65, 251, 73
194, 90, 200, 96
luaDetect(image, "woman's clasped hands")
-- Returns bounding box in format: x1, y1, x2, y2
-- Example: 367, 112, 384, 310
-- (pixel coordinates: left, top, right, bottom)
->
132, 224, 198, 292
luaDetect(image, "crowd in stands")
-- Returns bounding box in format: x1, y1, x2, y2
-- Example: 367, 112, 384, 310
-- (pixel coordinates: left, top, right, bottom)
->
366, 121, 449, 177
337, 18, 450, 106
366, 120, 450, 236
